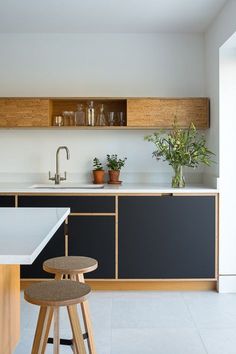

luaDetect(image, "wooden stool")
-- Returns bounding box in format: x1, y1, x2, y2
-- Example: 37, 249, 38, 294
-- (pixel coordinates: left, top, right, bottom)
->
24, 280, 90, 354
43, 256, 98, 354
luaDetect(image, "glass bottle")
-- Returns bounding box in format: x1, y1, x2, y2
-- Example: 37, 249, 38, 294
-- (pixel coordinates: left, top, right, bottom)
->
87, 101, 95, 126
96, 104, 106, 126
75, 104, 86, 126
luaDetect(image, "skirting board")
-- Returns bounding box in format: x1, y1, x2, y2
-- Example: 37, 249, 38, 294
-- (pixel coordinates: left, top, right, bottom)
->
21, 280, 217, 292
218, 275, 236, 293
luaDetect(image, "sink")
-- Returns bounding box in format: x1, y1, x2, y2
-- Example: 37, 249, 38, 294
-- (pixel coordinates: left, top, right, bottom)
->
30, 183, 104, 189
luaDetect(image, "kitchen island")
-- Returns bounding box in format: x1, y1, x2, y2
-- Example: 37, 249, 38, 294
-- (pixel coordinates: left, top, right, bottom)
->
0, 207, 70, 354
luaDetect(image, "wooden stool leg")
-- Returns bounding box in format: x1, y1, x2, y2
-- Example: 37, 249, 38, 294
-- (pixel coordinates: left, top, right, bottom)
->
67, 305, 86, 354
53, 307, 60, 354
55, 273, 63, 280
81, 300, 97, 354
77, 273, 84, 283
31, 306, 53, 354
77, 273, 97, 354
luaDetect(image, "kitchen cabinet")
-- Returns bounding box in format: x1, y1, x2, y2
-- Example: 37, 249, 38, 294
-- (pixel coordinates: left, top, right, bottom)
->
18, 193, 216, 281
118, 196, 215, 279
68, 216, 115, 279
0, 99, 50, 127
0, 195, 15, 207
18, 195, 115, 279
0, 97, 209, 129
127, 98, 209, 128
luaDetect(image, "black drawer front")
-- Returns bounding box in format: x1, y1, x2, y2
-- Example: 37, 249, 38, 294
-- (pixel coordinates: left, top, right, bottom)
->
0, 195, 15, 207
18, 195, 115, 213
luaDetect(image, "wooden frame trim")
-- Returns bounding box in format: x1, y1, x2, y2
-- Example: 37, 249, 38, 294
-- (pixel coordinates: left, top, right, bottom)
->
15, 194, 18, 207
15, 192, 218, 197
65, 217, 69, 257
20, 279, 216, 292
70, 212, 115, 216
21, 277, 217, 282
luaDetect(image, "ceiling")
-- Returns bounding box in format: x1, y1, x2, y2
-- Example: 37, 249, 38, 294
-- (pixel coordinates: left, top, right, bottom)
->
0, 0, 227, 33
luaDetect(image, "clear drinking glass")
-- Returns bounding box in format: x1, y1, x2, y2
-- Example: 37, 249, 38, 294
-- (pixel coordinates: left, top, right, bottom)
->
53, 116, 63, 126
117, 112, 125, 126
68, 111, 75, 126
62, 111, 70, 126
108, 112, 116, 126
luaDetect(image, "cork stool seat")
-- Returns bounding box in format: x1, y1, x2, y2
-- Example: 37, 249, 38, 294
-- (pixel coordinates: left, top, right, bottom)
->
43, 256, 98, 278
24, 280, 90, 354
43, 256, 98, 354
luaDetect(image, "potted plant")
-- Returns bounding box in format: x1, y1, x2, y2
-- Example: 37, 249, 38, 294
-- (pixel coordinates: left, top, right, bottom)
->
106, 154, 127, 184
145, 121, 214, 188
92, 157, 105, 184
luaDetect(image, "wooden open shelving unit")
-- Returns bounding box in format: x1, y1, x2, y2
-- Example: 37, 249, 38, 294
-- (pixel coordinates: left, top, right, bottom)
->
0, 97, 210, 129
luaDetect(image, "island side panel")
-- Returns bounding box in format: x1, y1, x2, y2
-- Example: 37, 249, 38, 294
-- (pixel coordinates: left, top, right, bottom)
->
0, 264, 20, 354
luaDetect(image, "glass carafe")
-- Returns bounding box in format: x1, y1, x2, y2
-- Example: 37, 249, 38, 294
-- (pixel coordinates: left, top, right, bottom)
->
87, 101, 95, 126
75, 104, 86, 126
96, 104, 106, 126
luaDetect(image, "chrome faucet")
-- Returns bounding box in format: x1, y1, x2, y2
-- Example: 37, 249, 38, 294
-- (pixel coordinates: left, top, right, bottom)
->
49, 146, 70, 184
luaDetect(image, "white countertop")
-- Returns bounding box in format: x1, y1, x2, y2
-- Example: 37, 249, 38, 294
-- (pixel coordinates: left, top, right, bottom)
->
0, 182, 218, 194
0, 207, 70, 264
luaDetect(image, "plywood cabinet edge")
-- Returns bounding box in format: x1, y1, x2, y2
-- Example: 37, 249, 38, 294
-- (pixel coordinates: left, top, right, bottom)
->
127, 97, 210, 129
0, 98, 51, 127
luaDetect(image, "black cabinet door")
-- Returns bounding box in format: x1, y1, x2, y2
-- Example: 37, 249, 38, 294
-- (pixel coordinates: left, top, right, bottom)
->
118, 196, 215, 279
68, 216, 115, 279
21, 224, 65, 278
0, 195, 15, 207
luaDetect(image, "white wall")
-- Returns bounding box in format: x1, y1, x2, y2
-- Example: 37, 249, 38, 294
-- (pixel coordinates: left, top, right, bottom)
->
205, 0, 236, 177
0, 33, 205, 182
0, 33, 205, 97
205, 0, 236, 292
219, 41, 236, 292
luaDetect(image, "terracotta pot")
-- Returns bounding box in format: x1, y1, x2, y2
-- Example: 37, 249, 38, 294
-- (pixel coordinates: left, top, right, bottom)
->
108, 170, 120, 184
93, 170, 105, 184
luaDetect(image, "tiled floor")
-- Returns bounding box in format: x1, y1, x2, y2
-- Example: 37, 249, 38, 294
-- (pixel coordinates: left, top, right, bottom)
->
15, 290, 236, 354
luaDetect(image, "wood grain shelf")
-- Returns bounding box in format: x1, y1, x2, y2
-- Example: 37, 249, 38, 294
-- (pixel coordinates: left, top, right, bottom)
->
0, 97, 210, 129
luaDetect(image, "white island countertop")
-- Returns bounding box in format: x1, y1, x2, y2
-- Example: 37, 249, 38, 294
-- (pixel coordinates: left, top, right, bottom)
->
0, 207, 70, 264
0, 182, 218, 194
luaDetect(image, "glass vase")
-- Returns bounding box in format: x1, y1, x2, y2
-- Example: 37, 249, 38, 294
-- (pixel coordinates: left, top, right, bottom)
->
172, 165, 185, 188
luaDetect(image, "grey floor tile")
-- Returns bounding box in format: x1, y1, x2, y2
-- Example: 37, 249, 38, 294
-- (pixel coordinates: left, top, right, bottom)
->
199, 327, 236, 354
111, 291, 182, 299
182, 291, 236, 329
111, 328, 207, 354
112, 295, 194, 329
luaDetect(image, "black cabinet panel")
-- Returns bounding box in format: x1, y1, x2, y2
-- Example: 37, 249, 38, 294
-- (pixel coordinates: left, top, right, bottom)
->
19, 195, 115, 213
68, 216, 115, 279
0, 195, 15, 207
21, 224, 65, 278
118, 196, 215, 279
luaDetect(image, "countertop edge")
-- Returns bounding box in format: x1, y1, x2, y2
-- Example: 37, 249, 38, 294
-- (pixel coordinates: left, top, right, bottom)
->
0, 207, 70, 265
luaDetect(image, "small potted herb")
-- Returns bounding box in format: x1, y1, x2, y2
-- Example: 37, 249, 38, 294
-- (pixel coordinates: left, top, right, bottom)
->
92, 157, 105, 184
145, 121, 214, 188
106, 154, 127, 184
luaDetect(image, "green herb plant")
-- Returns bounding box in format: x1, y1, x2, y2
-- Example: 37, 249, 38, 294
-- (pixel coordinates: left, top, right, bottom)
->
145, 120, 214, 187
93, 157, 104, 171
106, 154, 127, 171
